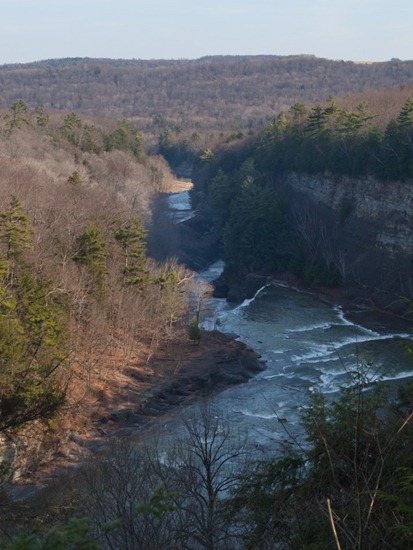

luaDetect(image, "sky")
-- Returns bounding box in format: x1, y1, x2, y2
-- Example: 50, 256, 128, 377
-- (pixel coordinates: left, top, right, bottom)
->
0, 0, 412, 65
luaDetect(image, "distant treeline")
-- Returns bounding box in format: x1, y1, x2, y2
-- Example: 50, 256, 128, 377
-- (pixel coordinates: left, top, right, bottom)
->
1, 55, 413, 142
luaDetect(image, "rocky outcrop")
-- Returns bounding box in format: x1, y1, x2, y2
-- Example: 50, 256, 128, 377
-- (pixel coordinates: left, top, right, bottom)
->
97, 335, 265, 431
283, 173, 413, 314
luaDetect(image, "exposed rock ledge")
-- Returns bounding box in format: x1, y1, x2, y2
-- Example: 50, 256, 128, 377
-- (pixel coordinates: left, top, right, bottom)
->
283, 172, 413, 315
94, 330, 265, 438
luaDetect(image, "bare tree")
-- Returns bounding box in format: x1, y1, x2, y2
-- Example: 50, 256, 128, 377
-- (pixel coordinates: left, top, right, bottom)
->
78, 438, 178, 550
149, 402, 249, 549
75, 403, 249, 549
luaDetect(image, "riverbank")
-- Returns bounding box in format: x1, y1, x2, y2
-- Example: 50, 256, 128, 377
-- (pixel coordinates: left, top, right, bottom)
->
92, 330, 265, 438
270, 271, 412, 334
214, 266, 412, 335
5, 329, 265, 500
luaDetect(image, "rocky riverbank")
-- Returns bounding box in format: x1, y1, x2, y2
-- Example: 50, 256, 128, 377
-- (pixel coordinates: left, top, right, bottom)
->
213, 264, 412, 332
93, 330, 265, 438
4, 329, 265, 500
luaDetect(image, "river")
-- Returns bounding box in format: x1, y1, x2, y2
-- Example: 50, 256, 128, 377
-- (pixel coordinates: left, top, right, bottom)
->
165, 191, 413, 453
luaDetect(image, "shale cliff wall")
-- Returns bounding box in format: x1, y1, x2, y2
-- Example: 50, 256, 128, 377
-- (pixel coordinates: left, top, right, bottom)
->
284, 173, 413, 314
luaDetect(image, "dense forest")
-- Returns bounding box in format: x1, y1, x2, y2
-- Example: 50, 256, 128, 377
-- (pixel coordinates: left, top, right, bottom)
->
189, 87, 413, 291
1, 56, 413, 548
1, 55, 413, 145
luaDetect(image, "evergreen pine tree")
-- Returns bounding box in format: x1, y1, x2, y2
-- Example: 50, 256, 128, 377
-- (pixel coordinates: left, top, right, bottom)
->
74, 224, 107, 300
115, 218, 149, 288
0, 195, 33, 262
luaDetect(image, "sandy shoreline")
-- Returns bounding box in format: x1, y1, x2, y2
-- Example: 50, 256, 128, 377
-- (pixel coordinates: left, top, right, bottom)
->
161, 179, 193, 194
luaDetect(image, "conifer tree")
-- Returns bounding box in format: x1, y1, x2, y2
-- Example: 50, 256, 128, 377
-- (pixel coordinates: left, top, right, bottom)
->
0, 195, 33, 262
74, 224, 107, 301
0, 259, 15, 311
0, 203, 68, 433
61, 112, 83, 147
396, 97, 413, 129
115, 218, 149, 287
188, 316, 201, 344
5, 99, 29, 132
305, 104, 328, 136
105, 119, 143, 159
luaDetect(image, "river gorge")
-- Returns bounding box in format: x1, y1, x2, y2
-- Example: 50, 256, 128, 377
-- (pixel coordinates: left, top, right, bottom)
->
156, 188, 413, 455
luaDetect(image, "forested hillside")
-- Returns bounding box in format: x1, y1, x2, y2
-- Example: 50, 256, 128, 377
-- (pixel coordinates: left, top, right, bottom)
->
2, 57, 413, 549
1, 56, 413, 143
2, 56, 413, 179
0, 101, 200, 484
191, 87, 413, 306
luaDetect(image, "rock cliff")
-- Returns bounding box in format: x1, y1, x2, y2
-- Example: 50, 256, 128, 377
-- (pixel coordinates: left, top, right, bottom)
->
283, 173, 413, 314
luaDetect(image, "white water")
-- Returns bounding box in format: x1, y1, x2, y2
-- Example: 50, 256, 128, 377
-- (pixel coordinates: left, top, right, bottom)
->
190, 261, 413, 450
164, 195, 413, 453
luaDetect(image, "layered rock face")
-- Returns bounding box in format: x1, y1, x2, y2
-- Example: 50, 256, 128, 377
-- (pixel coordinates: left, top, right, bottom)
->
284, 173, 413, 314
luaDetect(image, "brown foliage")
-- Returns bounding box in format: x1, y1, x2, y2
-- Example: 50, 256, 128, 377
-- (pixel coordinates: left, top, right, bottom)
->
1, 56, 413, 143
0, 114, 197, 478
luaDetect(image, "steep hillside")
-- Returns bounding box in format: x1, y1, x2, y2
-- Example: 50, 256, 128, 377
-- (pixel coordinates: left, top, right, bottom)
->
0, 106, 192, 482
283, 173, 413, 314
192, 91, 413, 315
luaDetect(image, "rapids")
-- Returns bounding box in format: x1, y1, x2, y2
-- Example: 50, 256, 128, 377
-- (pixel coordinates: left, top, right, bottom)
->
164, 190, 413, 454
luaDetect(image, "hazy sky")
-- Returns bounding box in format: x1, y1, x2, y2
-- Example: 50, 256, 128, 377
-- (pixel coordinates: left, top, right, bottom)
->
1, 0, 412, 65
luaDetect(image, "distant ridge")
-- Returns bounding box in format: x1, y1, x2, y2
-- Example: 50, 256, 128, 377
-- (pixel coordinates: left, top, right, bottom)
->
0, 55, 412, 133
